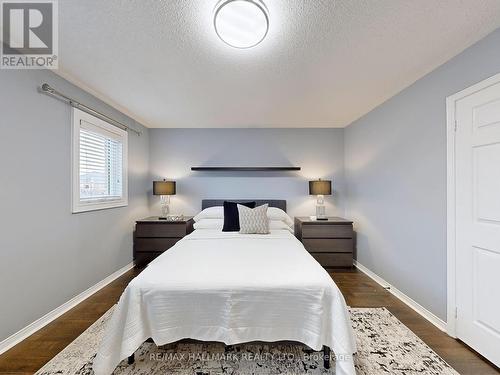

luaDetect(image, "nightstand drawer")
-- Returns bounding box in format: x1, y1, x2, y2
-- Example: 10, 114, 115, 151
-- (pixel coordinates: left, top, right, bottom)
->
302, 224, 353, 238
303, 238, 353, 253
135, 238, 180, 253
135, 223, 187, 238
310, 252, 353, 268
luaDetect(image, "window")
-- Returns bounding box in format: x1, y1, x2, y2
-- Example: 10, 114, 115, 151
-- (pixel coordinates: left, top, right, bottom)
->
72, 108, 128, 213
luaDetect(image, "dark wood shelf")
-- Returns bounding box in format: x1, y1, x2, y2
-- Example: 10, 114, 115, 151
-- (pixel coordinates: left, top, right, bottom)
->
191, 166, 301, 171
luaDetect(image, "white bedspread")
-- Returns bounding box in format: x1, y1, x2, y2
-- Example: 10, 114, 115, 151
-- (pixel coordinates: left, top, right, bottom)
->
93, 230, 356, 375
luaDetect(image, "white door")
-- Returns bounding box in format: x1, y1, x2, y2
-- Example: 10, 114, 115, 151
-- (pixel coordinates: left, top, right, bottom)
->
455, 79, 500, 367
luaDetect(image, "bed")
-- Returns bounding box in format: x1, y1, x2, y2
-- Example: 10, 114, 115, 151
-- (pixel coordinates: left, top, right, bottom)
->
93, 200, 356, 375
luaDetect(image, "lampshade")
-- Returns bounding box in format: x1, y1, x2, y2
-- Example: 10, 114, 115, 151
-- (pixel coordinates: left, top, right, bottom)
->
153, 180, 176, 195
309, 179, 332, 195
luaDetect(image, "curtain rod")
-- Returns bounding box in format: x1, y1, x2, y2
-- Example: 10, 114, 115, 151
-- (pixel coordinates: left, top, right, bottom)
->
40, 83, 142, 136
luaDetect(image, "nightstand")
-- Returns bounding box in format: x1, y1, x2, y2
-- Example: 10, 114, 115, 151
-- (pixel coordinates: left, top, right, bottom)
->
134, 216, 194, 266
294, 217, 354, 268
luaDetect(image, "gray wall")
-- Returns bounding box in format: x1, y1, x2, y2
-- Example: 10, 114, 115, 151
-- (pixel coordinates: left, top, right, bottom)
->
344, 28, 500, 320
149, 128, 346, 218
0, 70, 150, 342
3, 26, 499, 342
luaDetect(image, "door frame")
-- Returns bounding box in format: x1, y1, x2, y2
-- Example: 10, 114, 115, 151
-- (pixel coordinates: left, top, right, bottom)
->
446, 72, 500, 337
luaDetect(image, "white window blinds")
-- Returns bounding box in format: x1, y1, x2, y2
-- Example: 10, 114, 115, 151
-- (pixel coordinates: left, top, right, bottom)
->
72, 108, 128, 213
79, 125, 123, 201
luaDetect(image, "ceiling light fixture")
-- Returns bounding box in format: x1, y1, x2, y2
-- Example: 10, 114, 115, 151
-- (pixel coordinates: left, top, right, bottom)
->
214, 0, 269, 49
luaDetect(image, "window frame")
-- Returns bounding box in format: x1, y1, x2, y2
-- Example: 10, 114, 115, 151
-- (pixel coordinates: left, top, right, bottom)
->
71, 108, 128, 213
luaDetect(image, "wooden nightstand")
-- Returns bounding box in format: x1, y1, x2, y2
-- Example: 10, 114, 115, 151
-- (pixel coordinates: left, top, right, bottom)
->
134, 217, 194, 266
294, 217, 354, 268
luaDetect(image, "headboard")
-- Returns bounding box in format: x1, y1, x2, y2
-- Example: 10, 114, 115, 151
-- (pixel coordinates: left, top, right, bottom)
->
202, 199, 287, 212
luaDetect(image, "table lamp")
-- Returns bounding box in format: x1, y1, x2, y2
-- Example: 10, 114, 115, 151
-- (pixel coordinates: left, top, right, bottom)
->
309, 179, 332, 220
153, 180, 176, 220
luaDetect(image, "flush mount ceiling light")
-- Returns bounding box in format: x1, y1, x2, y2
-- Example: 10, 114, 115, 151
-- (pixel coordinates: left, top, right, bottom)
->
214, 0, 269, 49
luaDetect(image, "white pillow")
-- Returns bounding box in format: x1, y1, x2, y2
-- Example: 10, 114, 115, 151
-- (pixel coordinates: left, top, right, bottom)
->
267, 207, 294, 227
194, 205, 293, 227
193, 218, 293, 233
238, 204, 270, 234
193, 206, 224, 222
269, 220, 294, 233
193, 218, 223, 229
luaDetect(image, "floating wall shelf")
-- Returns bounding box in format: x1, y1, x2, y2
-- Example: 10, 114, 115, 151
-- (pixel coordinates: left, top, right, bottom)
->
191, 167, 301, 171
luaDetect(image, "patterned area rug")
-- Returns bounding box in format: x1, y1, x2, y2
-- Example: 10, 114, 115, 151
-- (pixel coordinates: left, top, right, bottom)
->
35, 308, 459, 375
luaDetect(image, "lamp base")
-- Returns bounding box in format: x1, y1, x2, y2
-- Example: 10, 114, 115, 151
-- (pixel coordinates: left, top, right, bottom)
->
316, 197, 327, 220
160, 195, 170, 219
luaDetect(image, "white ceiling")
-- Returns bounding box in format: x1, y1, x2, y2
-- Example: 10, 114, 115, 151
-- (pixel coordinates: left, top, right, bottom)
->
58, 0, 500, 128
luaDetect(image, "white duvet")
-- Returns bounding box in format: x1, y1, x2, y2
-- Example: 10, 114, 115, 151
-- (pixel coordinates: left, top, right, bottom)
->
93, 229, 357, 375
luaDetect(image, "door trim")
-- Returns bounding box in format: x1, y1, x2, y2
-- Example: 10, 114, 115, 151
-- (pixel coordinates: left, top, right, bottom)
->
446, 72, 500, 337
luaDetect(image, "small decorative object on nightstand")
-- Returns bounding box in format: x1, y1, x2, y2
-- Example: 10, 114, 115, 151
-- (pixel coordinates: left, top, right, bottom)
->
153, 179, 176, 220
134, 216, 193, 266
309, 179, 332, 220
295, 216, 353, 268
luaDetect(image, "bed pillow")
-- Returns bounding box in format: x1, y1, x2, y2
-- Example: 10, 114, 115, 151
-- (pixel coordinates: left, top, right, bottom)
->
193, 206, 224, 222
267, 207, 294, 227
194, 219, 292, 232
269, 220, 294, 233
238, 204, 270, 234
223, 201, 256, 232
193, 218, 224, 230
195, 205, 292, 226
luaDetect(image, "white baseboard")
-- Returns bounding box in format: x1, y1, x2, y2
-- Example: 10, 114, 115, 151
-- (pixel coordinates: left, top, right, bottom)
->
353, 260, 447, 332
353, 261, 391, 289
0, 261, 134, 355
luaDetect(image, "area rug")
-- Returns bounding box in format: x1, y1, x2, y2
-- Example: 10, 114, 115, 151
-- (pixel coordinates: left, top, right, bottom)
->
35, 307, 459, 375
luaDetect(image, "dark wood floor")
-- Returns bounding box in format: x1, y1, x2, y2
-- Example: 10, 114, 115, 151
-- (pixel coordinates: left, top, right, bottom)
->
0, 267, 498, 374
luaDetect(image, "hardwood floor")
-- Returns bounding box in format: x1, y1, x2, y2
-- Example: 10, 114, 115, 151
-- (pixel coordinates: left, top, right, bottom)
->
332, 269, 499, 375
0, 267, 141, 375
0, 267, 498, 374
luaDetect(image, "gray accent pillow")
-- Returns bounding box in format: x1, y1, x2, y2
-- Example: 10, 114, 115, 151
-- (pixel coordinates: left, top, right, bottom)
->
237, 204, 270, 234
